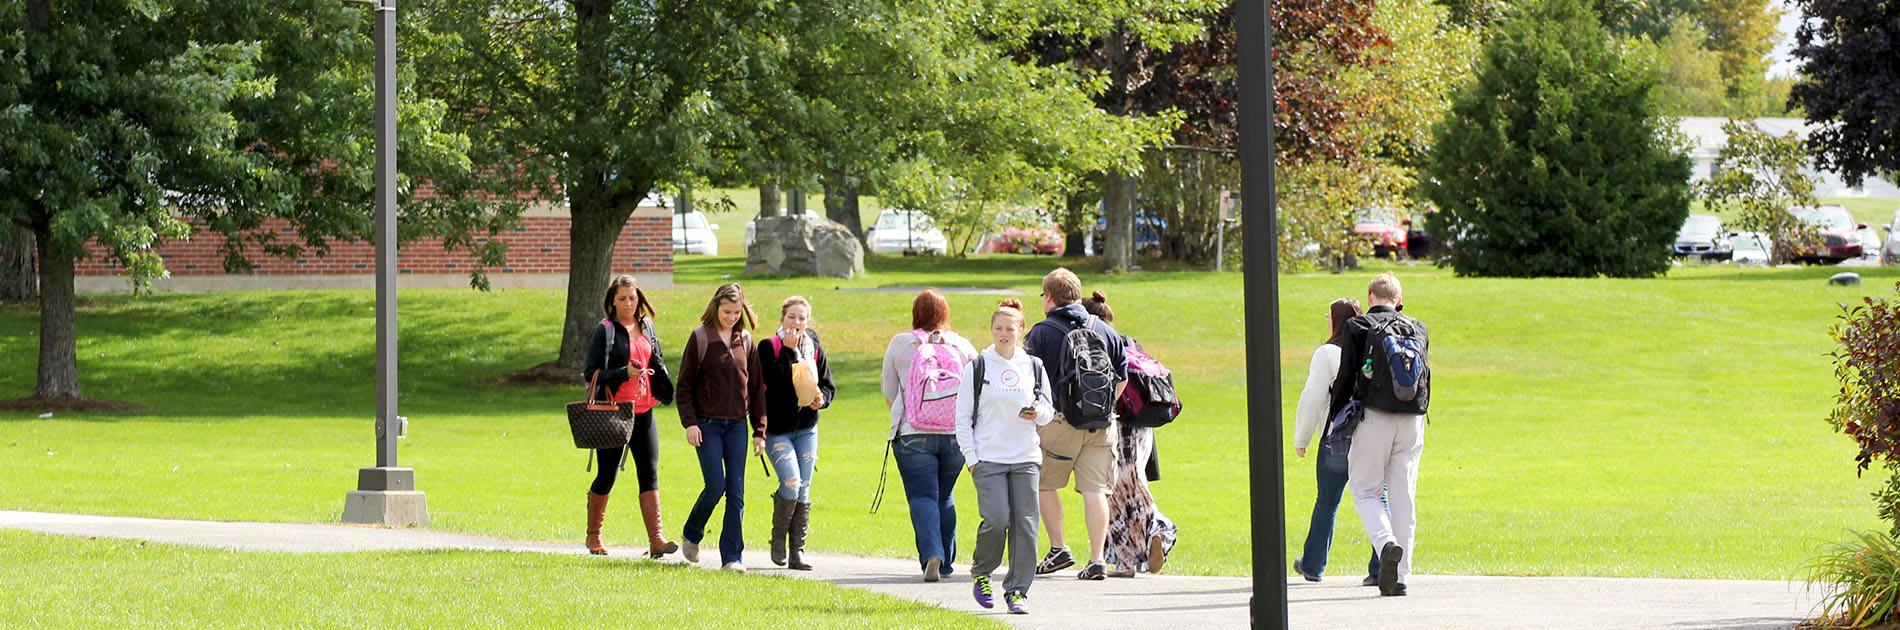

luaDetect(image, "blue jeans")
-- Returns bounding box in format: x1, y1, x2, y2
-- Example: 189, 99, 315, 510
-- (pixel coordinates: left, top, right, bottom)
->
893, 433, 964, 571
766, 427, 818, 503
684, 418, 748, 565
1298, 445, 1380, 579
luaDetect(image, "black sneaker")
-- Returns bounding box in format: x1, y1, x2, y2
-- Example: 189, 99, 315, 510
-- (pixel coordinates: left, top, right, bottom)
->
1391, 583, 1408, 596
1035, 547, 1075, 575
1077, 562, 1106, 580
1378, 542, 1404, 597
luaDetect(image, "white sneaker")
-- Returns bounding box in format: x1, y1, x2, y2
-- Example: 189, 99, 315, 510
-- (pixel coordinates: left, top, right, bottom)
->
682, 541, 699, 563
721, 562, 747, 574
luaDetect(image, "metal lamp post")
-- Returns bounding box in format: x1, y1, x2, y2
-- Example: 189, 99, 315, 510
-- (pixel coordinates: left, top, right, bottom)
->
341, 0, 429, 527
1236, 0, 1287, 627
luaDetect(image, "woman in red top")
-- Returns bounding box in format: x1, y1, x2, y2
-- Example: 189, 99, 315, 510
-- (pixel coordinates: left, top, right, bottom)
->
580, 274, 678, 558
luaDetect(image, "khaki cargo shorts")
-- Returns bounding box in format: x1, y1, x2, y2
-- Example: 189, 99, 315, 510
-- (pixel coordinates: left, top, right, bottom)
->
1038, 420, 1118, 494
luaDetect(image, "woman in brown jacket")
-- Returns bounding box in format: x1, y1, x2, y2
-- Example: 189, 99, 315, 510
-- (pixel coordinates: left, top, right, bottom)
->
676, 282, 767, 573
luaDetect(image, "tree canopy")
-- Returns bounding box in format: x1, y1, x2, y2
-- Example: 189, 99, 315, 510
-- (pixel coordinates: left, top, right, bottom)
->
1789, 0, 1900, 188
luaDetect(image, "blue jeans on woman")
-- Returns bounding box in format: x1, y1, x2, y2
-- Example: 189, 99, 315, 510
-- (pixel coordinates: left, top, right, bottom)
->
1298, 444, 1380, 580
767, 426, 818, 503
892, 433, 964, 573
684, 418, 748, 565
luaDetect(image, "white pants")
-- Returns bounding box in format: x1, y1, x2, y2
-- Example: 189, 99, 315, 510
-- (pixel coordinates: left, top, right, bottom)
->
1347, 407, 1424, 584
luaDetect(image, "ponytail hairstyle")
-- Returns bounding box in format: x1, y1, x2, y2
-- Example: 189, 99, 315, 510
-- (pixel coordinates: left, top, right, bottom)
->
992, 297, 1027, 339
1080, 290, 1113, 323
601, 274, 656, 321
698, 282, 759, 332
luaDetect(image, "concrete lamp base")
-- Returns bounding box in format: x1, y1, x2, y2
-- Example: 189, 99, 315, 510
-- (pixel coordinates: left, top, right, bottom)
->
341, 467, 429, 527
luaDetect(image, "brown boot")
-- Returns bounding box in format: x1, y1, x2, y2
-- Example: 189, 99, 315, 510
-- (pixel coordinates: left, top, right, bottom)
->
585, 492, 610, 555
639, 491, 679, 559
787, 501, 813, 571
770, 498, 796, 566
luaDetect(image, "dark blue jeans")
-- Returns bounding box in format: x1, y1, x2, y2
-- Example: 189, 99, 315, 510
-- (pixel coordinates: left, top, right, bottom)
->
893, 433, 964, 572
684, 418, 748, 565
1298, 445, 1380, 579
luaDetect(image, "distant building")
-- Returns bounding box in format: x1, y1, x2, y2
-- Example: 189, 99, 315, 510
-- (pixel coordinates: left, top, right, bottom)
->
1677, 116, 1900, 198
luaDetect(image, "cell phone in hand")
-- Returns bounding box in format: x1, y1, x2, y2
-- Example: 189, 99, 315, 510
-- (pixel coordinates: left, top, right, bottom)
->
1019, 405, 1037, 417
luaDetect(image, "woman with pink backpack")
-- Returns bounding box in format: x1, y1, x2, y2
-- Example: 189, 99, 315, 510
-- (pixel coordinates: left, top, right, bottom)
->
880, 288, 980, 582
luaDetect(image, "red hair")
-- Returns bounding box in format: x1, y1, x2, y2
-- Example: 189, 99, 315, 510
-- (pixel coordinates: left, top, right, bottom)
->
912, 288, 951, 331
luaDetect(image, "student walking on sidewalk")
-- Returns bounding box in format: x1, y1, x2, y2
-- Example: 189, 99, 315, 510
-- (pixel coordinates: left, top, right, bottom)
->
1290, 297, 1380, 585
758, 296, 834, 571
957, 299, 1055, 615
880, 289, 980, 582
1079, 292, 1178, 577
1332, 273, 1431, 596
578, 274, 678, 558
1025, 268, 1129, 581
676, 283, 767, 573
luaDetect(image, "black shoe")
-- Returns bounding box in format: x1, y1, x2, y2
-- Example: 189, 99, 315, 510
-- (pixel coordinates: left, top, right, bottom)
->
1378, 542, 1404, 596
1077, 562, 1106, 580
1362, 575, 1379, 587
1035, 547, 1075, 575
1391, 583, 1408, 596
1293, 556, 1321, 582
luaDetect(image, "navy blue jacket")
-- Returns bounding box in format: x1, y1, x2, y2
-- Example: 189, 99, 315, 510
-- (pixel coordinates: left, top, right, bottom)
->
1025, 303, 1130, 414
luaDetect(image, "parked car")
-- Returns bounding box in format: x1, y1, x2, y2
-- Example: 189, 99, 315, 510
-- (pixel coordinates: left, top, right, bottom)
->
1788, 205, 1865, 264
1082, 214, 1165, 256
1353, 208, 1409, 258
1673, 214, 1732, 261
1884, 209, 1900, 265
1728, 231, 1771, 265
866, 209, 949, 256
670, 211, 719, 256
1862, 223, 1885, 263
743, 208, 823, 250
977, 209, 1063, 255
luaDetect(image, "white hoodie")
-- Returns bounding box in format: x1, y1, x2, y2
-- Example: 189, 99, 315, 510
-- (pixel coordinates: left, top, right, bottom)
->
955, 345, 1055, 466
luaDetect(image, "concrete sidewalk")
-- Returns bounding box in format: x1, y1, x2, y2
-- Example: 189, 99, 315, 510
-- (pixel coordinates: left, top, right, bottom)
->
0, 510, 1823, 630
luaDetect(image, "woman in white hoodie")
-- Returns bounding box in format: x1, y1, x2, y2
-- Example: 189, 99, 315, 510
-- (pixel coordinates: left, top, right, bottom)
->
956, 298, 1054, 616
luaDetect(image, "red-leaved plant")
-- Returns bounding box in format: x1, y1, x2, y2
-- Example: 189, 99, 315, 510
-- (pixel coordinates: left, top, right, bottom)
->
1830, 283, 1900, 482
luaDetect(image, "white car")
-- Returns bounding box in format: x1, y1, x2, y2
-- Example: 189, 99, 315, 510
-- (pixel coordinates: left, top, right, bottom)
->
1729, 231, 1771, 266
1884, 209, 1900, 265
744, 208, 823, 250
866, 209, 948, 256
1862, 223, 1885, 263
670, 211, 719, 256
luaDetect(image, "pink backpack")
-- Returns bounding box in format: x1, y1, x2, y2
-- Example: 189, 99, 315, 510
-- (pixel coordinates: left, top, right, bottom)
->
903, 330, 964, 431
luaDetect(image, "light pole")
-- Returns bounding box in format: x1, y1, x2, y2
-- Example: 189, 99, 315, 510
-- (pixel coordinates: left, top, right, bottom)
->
342, 0, 428, 527
1236, 0, 1287, 627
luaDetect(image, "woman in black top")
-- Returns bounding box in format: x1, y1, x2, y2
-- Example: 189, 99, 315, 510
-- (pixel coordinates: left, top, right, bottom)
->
758, 295, 835, 571
579, 274, 677, 558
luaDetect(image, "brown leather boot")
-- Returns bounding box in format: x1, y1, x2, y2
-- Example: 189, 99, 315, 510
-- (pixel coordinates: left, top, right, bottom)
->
787, 501, 813, 571
585, 492, 610, 555
770, 498, 796, 566
638, 490, 678, 559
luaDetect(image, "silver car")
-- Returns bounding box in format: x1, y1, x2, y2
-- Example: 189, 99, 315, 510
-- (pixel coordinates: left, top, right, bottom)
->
1885, 209, 1900, 266
1674, 214, 1732, 260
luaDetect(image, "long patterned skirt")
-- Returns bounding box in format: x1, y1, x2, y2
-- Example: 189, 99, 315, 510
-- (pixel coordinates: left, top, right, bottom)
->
1105, 424, 1179, 572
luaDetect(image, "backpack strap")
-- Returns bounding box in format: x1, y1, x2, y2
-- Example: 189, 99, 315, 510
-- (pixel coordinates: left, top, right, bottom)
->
969, 353, 987, 419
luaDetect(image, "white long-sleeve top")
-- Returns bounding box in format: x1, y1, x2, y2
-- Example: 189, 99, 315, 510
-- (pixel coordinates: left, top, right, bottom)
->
881, 330, 980, 438
955, 346, 1055, 465
1293, 343, 1342, 450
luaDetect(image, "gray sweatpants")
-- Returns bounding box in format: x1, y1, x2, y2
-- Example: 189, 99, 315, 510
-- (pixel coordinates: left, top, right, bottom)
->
971, 460, 1041, 595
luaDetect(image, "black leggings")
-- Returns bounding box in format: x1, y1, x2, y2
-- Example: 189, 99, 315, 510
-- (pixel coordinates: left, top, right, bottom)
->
591, 410, 660, 495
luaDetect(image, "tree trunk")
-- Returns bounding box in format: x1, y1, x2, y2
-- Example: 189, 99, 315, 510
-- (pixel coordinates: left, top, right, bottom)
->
1, 223, 35, 300
822, 170, 863, 239
35, 236, 79, 398
554, 191, 640, 370
760, 183, 781, 218
1062, 192, 1090, 257
1100, 170, 1137, 272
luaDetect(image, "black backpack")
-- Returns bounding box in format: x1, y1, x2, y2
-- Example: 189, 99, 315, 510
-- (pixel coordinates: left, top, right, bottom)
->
1055, 315, 1117, 430
1359, 313, 1430, 414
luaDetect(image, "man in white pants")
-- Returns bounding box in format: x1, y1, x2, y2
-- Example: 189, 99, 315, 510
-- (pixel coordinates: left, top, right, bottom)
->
1329, 273, 1429, 597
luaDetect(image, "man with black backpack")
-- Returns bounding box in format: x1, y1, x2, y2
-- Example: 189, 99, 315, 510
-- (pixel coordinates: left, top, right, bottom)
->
1330, 272, 1430, 597
1025, 268, 1129, 581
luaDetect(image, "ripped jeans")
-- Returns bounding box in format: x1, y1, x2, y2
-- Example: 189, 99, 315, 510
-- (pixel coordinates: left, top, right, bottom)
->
766, 426, 818, 503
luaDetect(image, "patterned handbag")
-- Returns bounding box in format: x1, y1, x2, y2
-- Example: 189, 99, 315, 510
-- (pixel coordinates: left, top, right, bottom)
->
566, 322, 636, 449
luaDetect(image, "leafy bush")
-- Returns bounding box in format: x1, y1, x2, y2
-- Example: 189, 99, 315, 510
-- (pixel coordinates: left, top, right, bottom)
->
1815, 284, 1900, 628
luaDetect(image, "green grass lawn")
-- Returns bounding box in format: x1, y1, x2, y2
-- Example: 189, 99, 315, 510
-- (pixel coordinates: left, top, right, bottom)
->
0, 530, 1000, 630
2, 253, 1896, 580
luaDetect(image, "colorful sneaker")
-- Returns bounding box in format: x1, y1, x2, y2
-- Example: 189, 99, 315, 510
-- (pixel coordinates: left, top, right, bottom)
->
1004, 591, 1029, 614
1035, 547, 1074, 575
972, 575, 995, 609
1077, 562, 1106, 581
924, 557, 942, 583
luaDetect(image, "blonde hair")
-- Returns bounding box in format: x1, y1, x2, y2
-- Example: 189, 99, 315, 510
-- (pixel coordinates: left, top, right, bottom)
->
1368, 273, 1402, 302
1042, 268, 1082, 305
780, 295, 812, 318
992, 298, 1027, 337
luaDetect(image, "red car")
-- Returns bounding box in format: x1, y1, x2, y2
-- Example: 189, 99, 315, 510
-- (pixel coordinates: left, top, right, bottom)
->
978, 209, 1064, 255
1788, 205, 1865, 264
1354, 212, 1410, 258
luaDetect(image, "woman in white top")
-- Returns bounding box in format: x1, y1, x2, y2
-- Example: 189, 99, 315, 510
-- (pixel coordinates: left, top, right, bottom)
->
955, 298, 1054, 615
880, 289, 980, 582
1291, 297, 1381, 585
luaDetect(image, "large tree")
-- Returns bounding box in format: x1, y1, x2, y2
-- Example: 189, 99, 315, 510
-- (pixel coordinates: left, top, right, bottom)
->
1624, 0, 1783, 104
1789, 0, 1900, 188
1423, 0, 1691, 278
0, 0, 486, 404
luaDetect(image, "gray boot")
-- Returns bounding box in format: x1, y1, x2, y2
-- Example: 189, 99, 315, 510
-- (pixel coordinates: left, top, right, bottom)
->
787, 501, 813, 571
770, 498, 796, 567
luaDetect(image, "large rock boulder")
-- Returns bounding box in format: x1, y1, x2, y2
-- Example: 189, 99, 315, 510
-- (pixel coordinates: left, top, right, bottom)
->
747, 215, 865, 279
